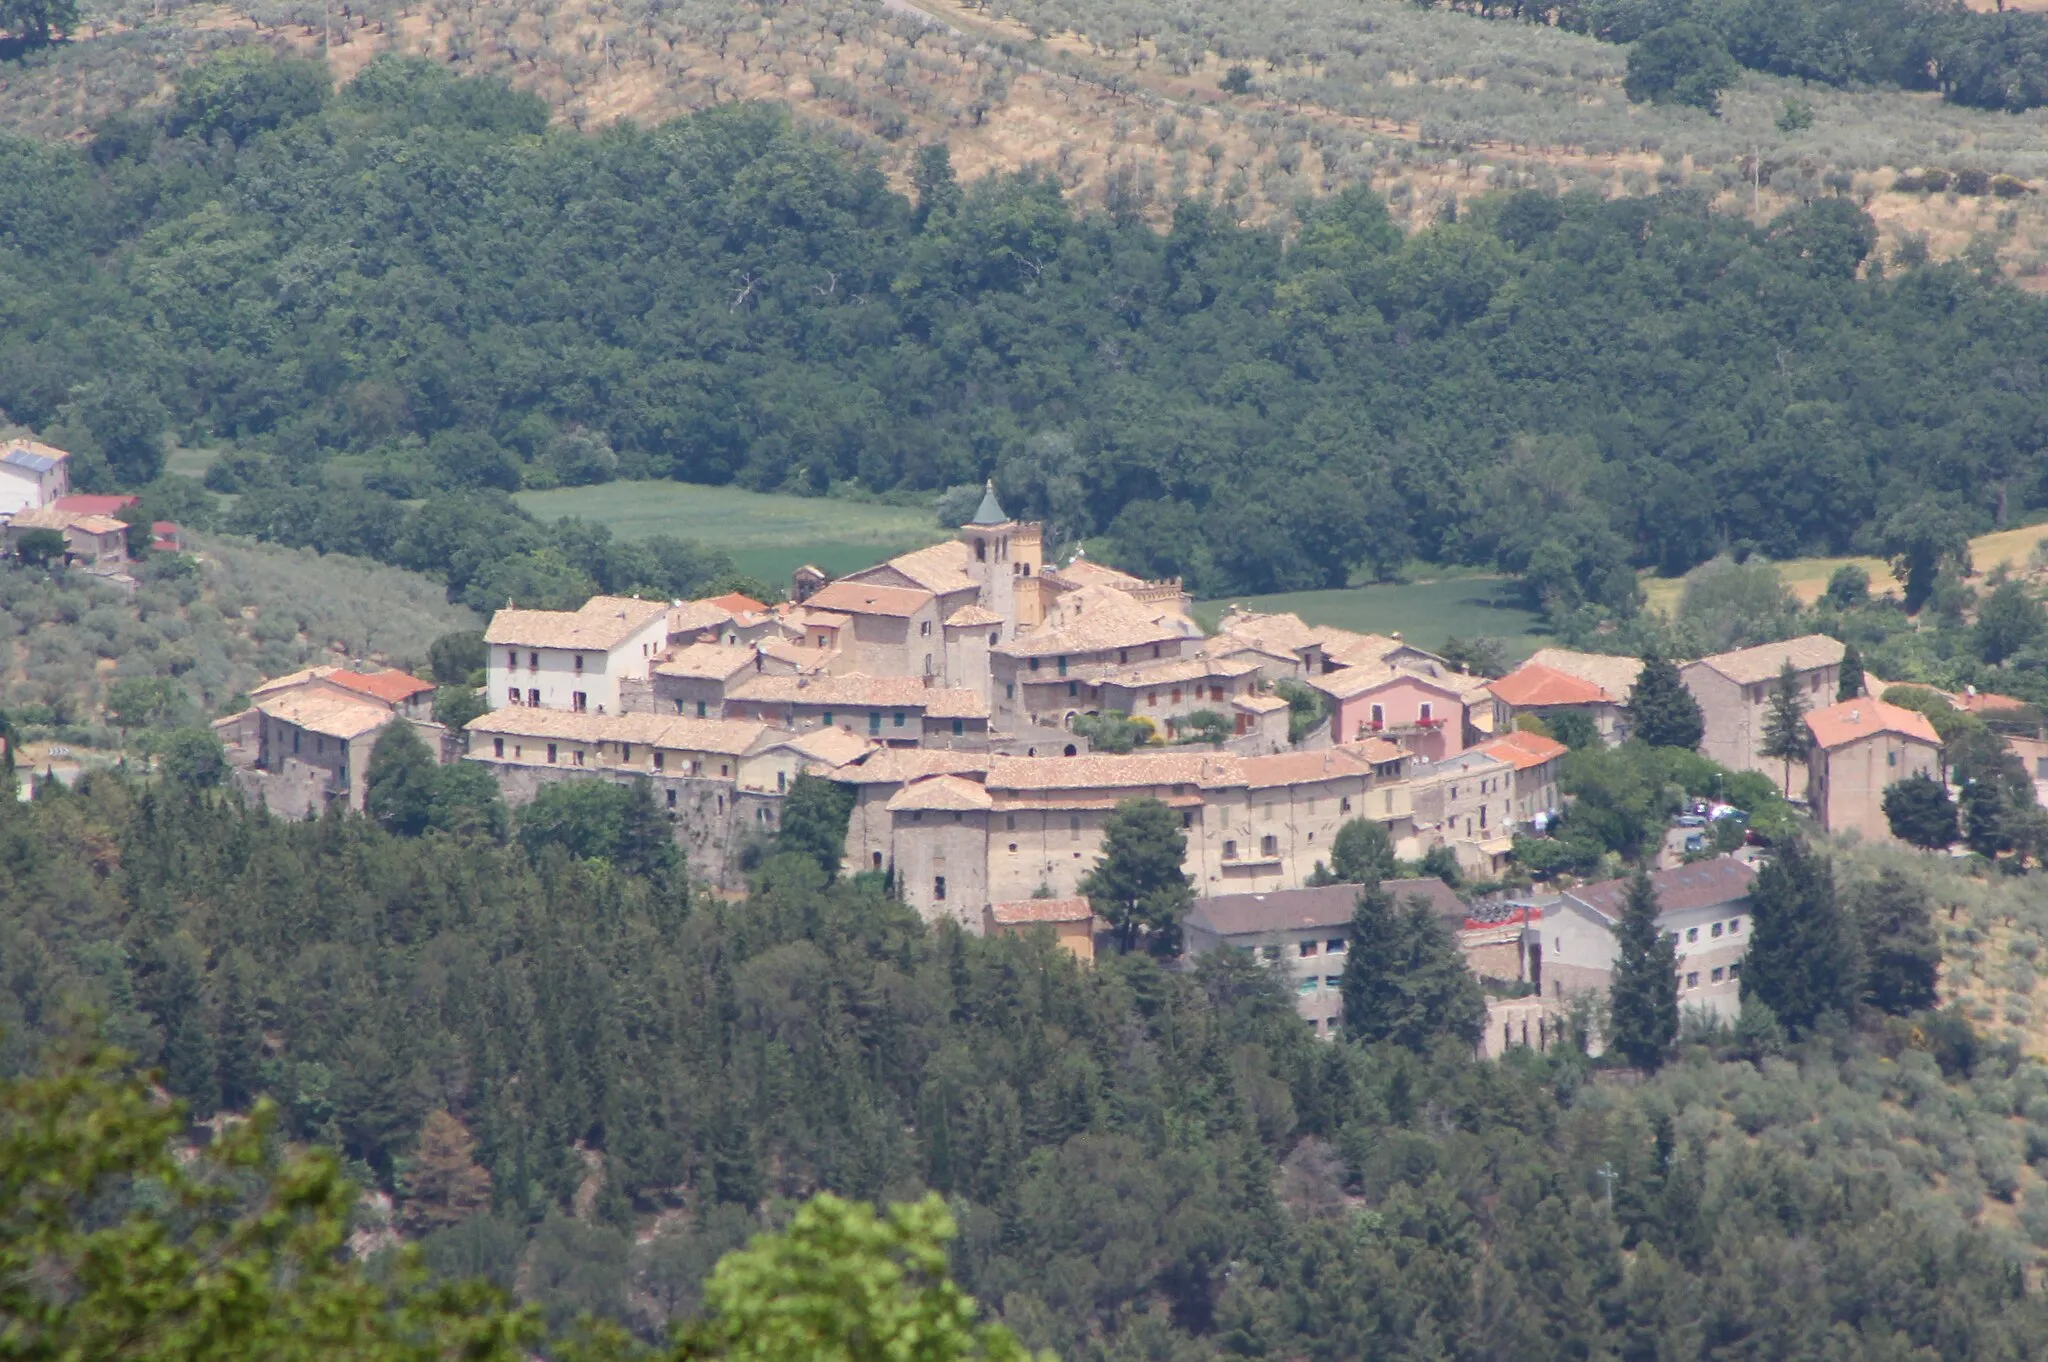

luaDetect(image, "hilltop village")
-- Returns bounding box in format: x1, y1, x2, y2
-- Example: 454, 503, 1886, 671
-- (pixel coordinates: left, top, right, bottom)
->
198, 487, 1968, 1054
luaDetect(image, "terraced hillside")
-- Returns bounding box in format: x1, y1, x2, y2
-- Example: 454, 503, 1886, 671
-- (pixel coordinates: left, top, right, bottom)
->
9, 0, 2048, 273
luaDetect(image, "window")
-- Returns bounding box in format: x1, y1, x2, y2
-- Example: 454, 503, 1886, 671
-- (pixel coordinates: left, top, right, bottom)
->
1299, 941, 1319, 958
873, 852, 884, 870
1057, 656, 1069, 677
1711, 967, 1725, 983
952, 718, 964, 735
528, 689, 541, 706
1686, 927, 1698, 943
1328, 938, 1346, 953
506, 651, 517, 670
932, 875, 947, 900
1419, 702, 1433, 722
574, 654, 584, 673
920, 621, 931, 636
1069, 815, 1081, 839
508, 687, 521, 704
1888, 749, 1898, 767
1005, 683, 1015, 700
1730, 917, 1742, 933
1325, 976, 1342, 989
1729, 962, 1741, 978
1370, 703, 1385, 725
572, 692, 588, 712
493, 738, 504, 758
1261, 944, 1280, 961
621, 744, 632, 763
547, 744, 558, 764
777, 771, 787, 792
1171, 688, 1182, 704
1711, 921, 1723, 938
1261, 834, 1278, 857
1340, 797, 1351, 813
1211, 686, 1224, 701
892, 711, 906, 728
988, 631, 999, 648
1006, 814, 1016, 831
653, 752, 665, 771
821, 711, 833, 727
1685, 972, 1699, 988
1068, 681, 1078, 697
529, 652, 538, 669
1182, 811, 1194, 828
869, 713, 882, 735
719, 764, 729, 777
666, 789, 677, 808
1223, 839, 1239, 860
1297, 978, 1318, 996
696, 701, 708, 718
1030, 658, 1040, 672
573, 749, 585, 766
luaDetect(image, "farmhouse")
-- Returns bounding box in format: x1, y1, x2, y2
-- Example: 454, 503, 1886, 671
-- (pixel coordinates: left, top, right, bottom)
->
486, 595, 670, 716
1681, 635, 1846, 792
1804, 699, 1944, 843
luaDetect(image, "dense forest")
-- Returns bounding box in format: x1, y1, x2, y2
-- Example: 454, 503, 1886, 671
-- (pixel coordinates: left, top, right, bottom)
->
1427, 0, 2048, 112
5, 768, 2048, 1358
3, 53, 2048, 606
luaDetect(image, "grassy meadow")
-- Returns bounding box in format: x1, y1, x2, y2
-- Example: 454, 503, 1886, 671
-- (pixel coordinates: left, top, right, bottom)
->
1193, 573, 1547, 657
514, 481, 948, 584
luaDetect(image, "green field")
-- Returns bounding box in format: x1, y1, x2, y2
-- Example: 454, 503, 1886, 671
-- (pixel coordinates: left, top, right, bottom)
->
515, 481, 948, 584
1194, 574, 1547, 659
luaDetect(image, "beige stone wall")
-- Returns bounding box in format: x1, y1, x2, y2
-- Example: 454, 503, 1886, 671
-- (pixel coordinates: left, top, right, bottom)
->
893, 811, 990, 930
845, 613, 917, 677
1687, 663, 1839, 793
986, 806, 1113, 902
1812, 734, 1941, 842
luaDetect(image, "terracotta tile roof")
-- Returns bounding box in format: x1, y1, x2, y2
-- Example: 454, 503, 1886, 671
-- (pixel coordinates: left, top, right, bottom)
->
52, 494, 138, 515
251, 665, 339, 698
1311, 629, 1416, 667
1524, 649, 1644, 699
836, 748, 992, 785
1957, 690, 2031, 715
1345, 738, 1410, 764
1689, 634, 1845, 687
793, 608, 853, 628
886, 774, 995, 812
1475, 729, 1570, 771
1307, 662, 1465, 703
1236, 747, 1376, 788
1188, 877, 1466, 936
1804, 699, 1942, 750
9, 506, 125, 533
1233, 692, 1291, 714
999, 600, 1191, 659
921, 688, 990, 720
1213, 609, 1321, 654
327, 669, 434, 705
754, 638, 833, 672
656, 642, 760, 681
945, 604, 1006, 628
989, 896, 1093, 925
256, 690, 395, 741
767, 726, 874, 768
876, 540, 977, 595
486, 596, 668, 650
670, 600, 737, 637
1084, 654, 1262, 689
988, 751, 1234, 792
466, 706, 766, 755
731, 673, 941, 708
1490, 662, 1612, 708
1051, 559, 1146, 591
1563, 857, 1757, 922
705, 591, 767, 614
803, 580, 935, 618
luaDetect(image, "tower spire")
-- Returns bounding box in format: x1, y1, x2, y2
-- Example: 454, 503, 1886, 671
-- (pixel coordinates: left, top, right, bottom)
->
968, 479, 1009, 526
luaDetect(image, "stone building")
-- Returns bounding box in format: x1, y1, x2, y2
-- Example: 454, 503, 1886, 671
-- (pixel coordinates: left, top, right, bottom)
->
1681, 635, 1845, 792
984, 898, 1097, 962
1539, 857, 1758, 1023
486, 595, 671, 715
1487, 661, 1631, 744
1804, 699, 1943, 842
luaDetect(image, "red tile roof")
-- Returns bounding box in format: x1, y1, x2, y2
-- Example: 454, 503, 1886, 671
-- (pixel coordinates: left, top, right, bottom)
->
802, 580, 934, 619
329, 669, 435, 705
1488, 662, 1611, 708
988, 897, 1093, 925
1475, 729, 1570, 771
1805, 699, 1941, 751
52, 494, 138, 516
704, 591, 767, 614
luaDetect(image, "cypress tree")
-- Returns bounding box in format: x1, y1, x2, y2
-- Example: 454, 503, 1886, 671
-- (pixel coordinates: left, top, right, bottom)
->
1836, 643, 1865, 702
1607, 866, 1679, 1071
1853, 868, 1940, 1016
1740, 839, 1859, 1034
1080, 797, 1193, 954
365, 720, 439, 837
1339, 885, 1485, 1052
1758, 660, 1811, 794
215, 950, 265, 1112
1626, 649, 1704, 750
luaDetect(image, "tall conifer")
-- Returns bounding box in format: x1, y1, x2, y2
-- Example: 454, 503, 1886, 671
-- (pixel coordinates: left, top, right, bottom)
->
1608, 866, 1679, 1070
1626, 649, 1704, 750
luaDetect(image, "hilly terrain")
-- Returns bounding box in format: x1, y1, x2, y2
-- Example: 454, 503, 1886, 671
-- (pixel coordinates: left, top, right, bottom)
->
9, 0, 2048, 275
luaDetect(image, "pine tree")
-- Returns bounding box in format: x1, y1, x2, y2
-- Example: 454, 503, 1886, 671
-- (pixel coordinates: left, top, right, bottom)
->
1853, 868, 1940, 1016
1758, 660, 1812, 795
365, 720, 439, 837
1883, 771, 1958, 849
775, 772, 857, 878
1328, 817, 1395, 884
1740, 839, 1859, 1034
1338, 885, 1485, 1052
215, 950, 265, 1112
1607, 866, 1679, 1071
1837, 643, 1865, 702
1626, 649, 1704, 750
1080, 797, 1193, 954
402, 1110, 495, 1232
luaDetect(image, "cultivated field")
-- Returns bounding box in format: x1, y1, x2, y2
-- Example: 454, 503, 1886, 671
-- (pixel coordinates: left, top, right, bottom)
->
1193, 573, 1546, 658
10, 0, 2048, 274
514, 480, 947, 583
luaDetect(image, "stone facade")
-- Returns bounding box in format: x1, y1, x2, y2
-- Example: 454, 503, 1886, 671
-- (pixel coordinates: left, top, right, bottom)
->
1681, 635, 1845, 793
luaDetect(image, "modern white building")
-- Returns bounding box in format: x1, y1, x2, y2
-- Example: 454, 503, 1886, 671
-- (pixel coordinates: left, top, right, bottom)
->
485, 595, 671, 716
1538, 857, 1758, 1024
0, 441, 71, 518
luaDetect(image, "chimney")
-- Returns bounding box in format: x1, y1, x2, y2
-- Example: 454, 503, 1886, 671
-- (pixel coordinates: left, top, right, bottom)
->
1850, 709, 1861, 723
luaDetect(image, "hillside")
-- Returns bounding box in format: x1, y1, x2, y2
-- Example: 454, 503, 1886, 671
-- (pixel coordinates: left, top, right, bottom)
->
0, 535, 477, 742
9, 0, 2048, 273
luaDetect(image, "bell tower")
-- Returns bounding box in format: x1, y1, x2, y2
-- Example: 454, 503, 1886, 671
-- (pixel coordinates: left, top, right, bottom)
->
961, 480, 1040, 634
